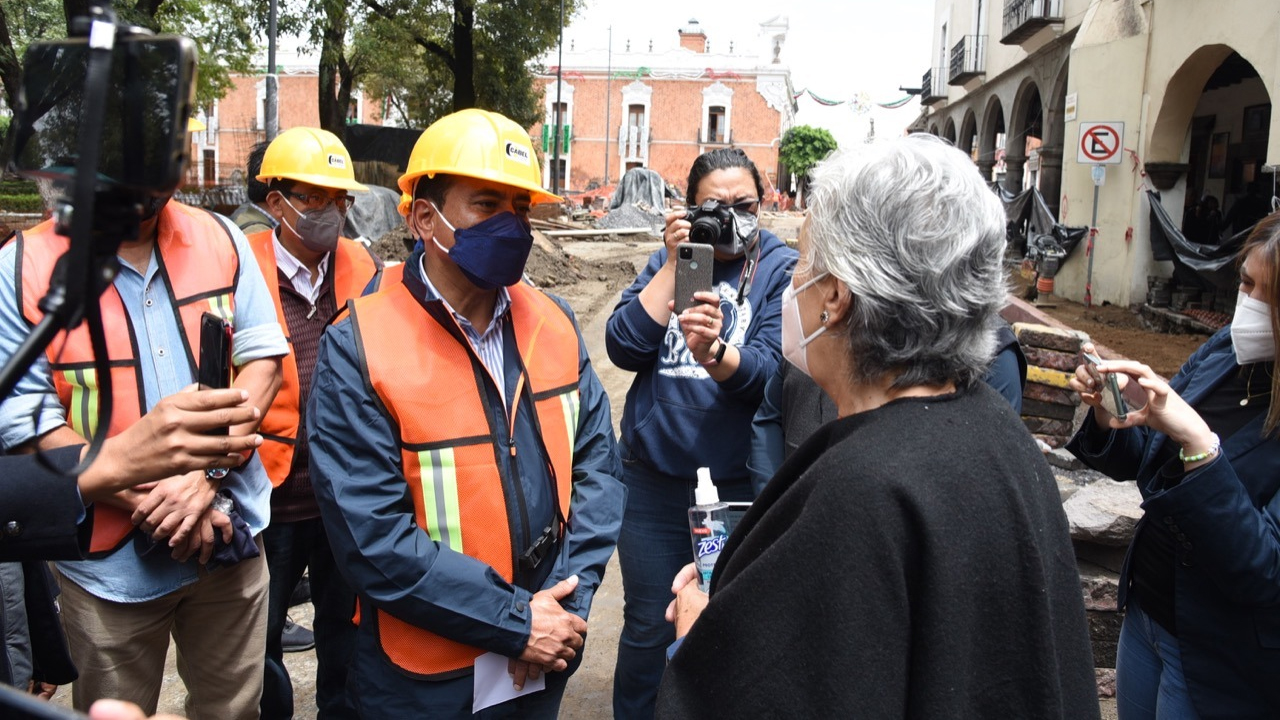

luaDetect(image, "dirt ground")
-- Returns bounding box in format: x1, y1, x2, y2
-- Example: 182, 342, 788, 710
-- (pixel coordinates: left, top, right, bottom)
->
1010, 271, 1210, 379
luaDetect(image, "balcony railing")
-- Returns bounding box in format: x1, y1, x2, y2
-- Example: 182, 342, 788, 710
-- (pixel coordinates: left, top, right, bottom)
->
619, 124, 650, 162
921, 68, 946, 105
1001, 0, 1063, 44
699, 128, 733, 145
949, 35, 986, 85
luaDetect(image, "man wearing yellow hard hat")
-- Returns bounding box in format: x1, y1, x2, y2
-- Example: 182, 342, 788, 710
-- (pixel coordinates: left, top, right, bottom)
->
246, 126, 384, 720
307, 108, 624, 716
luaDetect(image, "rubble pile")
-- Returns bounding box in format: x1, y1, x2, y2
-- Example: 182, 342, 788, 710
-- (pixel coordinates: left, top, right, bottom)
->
595, 167, 667, 234
1014, 322, 1087, 448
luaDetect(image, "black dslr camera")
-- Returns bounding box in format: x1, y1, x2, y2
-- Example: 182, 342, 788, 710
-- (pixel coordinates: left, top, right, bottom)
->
686, 199, 735, 245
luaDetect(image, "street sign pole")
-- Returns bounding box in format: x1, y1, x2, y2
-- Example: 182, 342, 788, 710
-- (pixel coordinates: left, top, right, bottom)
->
1086, 164, 1105, 308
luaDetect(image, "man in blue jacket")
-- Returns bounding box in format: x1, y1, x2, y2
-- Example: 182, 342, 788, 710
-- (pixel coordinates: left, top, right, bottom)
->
307, 109, 624, 717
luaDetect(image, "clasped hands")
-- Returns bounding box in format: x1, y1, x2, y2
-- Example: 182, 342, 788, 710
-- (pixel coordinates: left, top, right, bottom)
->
509, 575, 588, 691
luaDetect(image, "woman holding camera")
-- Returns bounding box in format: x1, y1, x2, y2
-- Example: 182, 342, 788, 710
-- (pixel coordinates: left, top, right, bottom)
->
605, 148, 796, 719
1067, 212, 1280, 718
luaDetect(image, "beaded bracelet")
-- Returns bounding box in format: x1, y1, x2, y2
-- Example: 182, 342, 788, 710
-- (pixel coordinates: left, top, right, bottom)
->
1178, 432, 1221, 463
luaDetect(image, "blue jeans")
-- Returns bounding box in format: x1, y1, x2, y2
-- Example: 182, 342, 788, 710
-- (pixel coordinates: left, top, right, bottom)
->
261, 517, 357, 720
611, 456, 753, 720
1117, 598, 1201, 720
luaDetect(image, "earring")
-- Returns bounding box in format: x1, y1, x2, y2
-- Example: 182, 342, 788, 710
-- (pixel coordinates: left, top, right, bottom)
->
820, 311, 829, 324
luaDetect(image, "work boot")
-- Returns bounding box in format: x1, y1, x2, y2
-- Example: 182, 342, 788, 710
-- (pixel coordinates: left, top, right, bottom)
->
282, 616, 315, 653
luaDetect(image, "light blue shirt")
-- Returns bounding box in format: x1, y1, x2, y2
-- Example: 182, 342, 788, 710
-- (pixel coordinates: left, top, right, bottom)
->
0, 209, 288, 602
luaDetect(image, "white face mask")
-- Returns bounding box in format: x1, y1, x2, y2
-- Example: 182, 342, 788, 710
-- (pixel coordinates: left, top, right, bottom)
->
1231, 292, 1276, 364
781, 271, 829, 376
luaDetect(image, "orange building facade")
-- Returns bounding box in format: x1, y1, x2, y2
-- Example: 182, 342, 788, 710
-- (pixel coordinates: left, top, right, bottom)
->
186, 40, 387, 188
532, 18, 796, 200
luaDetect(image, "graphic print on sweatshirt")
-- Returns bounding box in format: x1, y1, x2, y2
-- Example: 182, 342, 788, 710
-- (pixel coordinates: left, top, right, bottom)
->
659, 280, 753, 379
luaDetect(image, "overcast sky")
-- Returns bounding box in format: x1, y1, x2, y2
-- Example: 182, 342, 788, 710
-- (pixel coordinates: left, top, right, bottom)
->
561, 0, 937, 146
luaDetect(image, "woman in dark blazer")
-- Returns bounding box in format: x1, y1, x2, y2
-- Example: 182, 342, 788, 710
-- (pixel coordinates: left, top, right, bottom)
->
1068, 211, 1280, 719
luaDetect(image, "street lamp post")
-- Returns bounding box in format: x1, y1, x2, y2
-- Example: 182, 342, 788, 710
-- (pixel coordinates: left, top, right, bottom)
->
551, 0, 564, 196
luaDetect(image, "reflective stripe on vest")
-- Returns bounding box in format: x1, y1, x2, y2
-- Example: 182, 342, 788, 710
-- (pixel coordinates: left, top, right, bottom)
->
247, 229, 380, 486
17, 203, 240, 556
349, 280, 580, 678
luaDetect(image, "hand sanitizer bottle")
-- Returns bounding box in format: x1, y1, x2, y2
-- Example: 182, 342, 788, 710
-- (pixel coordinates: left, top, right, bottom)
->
688, 467, 730, 592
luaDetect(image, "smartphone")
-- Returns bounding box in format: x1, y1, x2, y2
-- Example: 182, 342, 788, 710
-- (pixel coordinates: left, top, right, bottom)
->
674, 242, 715, 314
1083, 351, 1128, 421
198, 312, 233, 433
9, 34, 197, 197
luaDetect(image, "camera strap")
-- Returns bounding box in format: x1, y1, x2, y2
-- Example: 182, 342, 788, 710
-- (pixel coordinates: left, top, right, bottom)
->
735, 242, 761, 305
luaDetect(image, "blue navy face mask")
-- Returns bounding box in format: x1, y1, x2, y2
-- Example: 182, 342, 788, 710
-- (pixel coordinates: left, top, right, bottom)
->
430, 203, 534, 290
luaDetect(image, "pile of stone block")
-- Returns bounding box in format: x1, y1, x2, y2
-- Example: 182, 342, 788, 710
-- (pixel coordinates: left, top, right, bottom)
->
1061, 477, 1143, 698
1012, 322, 1087, 448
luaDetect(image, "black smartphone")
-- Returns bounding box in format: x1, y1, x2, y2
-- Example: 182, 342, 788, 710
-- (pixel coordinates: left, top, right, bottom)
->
674, 242, 715, 314
198, 312, 232, 433
1083, 350, 1127, 422
8, 34, 197, 197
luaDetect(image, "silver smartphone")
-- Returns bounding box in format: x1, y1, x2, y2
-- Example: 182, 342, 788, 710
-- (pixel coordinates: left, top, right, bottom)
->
674, 242, 715, 314
1083, 351, 1128, 421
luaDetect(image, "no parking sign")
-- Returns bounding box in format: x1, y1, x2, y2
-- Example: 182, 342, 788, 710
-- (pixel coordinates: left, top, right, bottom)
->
1077, 122, 1125, 164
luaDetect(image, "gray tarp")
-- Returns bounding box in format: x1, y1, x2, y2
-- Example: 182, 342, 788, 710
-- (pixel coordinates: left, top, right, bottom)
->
609, 167, 667, 211
344, 185, 403, 243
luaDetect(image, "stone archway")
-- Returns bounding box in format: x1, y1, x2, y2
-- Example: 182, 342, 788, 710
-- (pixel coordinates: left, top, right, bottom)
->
1007, 78, 1044, 192
1150, 46, 1273, 242
943, 117, 957, 144
979, 95, 1007, 183
959, 109, 979, 161
929, 123, 940, 136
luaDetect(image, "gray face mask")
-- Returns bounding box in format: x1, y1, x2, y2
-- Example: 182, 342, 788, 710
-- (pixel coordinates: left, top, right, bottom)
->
721, 208, 759, 256
282, 196, 343, 253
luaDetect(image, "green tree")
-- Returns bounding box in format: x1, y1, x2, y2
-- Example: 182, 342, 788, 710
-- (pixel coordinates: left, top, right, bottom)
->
778, 125, 838, 181
0, 0, 255, 114
357, 0, 580, 129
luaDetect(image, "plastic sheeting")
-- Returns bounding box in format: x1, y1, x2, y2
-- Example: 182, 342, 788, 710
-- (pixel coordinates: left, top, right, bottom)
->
609, 167, 667, 211
343, 185, 403, 243
1146, 190, 1252, 291
995, 185, 1089, 262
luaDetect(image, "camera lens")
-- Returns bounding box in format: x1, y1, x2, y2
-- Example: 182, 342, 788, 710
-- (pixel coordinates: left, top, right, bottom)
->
689, 216, 722, 245
680, 246, 691, 259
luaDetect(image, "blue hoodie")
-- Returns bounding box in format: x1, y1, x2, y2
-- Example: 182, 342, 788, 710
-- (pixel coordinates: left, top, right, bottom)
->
605, 230, 797, 482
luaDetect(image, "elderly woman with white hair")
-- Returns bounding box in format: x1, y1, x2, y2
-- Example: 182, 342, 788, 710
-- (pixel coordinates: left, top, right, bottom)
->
654, 135, 1100, 719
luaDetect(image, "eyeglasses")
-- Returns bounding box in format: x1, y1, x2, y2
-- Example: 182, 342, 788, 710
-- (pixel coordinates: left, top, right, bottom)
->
727, 199, 759, 214
282, 191, 355, 213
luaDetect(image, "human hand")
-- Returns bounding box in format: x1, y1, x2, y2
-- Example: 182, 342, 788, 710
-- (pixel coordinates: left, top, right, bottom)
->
518, 575, 587, 677
663, 208, 691, 264
88, 698, 188, 720
131, 470, 217, 545
26, 680, 57, 700
664, 563, 707, 639
170, 507, 233, 563
82, 387, 262, 502
1069, 343, 1123, 426
507, 658, 545, 692
676, 291, 723, 363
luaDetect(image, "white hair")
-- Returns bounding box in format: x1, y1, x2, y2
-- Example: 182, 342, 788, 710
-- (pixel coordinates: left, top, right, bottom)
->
802, 134, 1009, 389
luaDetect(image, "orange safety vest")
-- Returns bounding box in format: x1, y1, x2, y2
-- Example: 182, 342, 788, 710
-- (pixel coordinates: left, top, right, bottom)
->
247, 230, 381, 486
380, 261, 406, 289
16, 202, 240, 557
347, 279, 581, 678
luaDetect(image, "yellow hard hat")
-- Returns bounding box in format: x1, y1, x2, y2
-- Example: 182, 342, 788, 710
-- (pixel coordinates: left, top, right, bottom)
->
188, 118, 206, 132
397, 192, 412, 217
397, 108, 561, 205
257, 127, 368, 193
